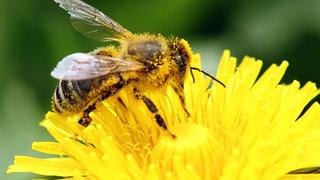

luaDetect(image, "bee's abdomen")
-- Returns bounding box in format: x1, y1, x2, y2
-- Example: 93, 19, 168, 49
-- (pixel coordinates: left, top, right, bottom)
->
53, 80, 92, 113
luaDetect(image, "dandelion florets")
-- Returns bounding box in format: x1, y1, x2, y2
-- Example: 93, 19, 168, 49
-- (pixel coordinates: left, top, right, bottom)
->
7, 46, 320, 180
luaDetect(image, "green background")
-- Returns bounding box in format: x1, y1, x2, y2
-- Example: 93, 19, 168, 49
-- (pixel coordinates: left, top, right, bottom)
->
1, 0, 319, 179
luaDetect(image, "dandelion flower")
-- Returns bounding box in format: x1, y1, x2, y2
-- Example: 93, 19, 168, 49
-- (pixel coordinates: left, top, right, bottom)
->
7, 41, 320, 180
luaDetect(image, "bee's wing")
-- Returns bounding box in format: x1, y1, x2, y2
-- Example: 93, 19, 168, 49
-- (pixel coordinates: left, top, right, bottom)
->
54, 0, 132, 41
51, 53, 144, 80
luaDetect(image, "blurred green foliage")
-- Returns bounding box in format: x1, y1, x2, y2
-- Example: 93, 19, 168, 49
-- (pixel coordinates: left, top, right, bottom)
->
1, 0, 319, 179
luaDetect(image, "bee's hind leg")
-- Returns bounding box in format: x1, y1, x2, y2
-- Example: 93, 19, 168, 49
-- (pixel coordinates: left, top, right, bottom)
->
133, 88, 176, 139
78, 103, 96, 127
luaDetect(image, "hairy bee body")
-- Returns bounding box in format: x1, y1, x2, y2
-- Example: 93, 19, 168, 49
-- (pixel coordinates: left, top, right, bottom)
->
52, 36, 191, 118
53, 76, 123, 113
51, 0, 200, 134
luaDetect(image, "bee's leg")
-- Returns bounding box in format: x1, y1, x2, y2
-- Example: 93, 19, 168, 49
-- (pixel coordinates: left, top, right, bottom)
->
78, 76, 126, 127
78, 92, 115, 127
78, 103, 96, 127
117, 97, 127, 109
78, 91, 117, 127
133, 88, 176, 138
172, 84, 190, 117
142, 95, 176, 139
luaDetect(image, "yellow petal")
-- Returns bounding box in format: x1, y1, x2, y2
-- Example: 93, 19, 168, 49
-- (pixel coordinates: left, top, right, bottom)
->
32, 142, 65, 155
7, 156, 85, 177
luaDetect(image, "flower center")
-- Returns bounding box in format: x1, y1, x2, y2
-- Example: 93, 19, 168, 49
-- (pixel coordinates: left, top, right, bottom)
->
152, 123, 223, 179
171, 123, 211, 147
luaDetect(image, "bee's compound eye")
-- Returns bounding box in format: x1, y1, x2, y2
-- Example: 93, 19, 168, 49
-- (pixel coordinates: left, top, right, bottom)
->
172, 43, 190, 75
128, 41, 162, 60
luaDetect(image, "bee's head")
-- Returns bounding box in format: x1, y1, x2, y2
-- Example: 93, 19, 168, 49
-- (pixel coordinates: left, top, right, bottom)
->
168, 39, 193, 77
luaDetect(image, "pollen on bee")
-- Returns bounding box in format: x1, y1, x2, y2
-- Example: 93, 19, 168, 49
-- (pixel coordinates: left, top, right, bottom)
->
94, 46, 119, 57
51, 0, 195, 138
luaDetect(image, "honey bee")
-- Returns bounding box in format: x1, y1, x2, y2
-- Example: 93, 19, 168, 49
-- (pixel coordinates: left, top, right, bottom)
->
51, 0, 225, 137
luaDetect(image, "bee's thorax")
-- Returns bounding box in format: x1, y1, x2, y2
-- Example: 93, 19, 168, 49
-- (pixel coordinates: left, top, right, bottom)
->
127, 40, 163, 60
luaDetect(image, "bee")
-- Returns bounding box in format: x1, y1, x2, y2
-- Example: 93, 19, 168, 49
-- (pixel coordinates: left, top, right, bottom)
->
51, 0, 225, 137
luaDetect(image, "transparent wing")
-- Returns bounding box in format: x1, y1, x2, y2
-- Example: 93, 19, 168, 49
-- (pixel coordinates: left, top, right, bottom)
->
70, 15, 116, 41
54, 0, 132, 41
51, 53, 144, 80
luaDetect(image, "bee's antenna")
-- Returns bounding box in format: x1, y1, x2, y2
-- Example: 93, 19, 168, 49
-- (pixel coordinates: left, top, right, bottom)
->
190, 67, 226, 88
190, 68, 196, 83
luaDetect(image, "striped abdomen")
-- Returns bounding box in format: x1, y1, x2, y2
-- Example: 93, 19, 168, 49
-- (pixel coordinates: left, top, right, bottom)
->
53, 79, 95, 113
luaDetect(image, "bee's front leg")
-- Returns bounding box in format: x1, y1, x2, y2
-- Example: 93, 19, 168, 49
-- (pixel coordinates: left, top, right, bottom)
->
171, 83, 190, 117
133, 88, 176, 138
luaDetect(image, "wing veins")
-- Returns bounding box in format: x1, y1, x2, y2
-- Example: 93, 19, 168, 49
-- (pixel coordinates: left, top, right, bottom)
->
51, 53, 145, 80
54, 0, 132, 41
